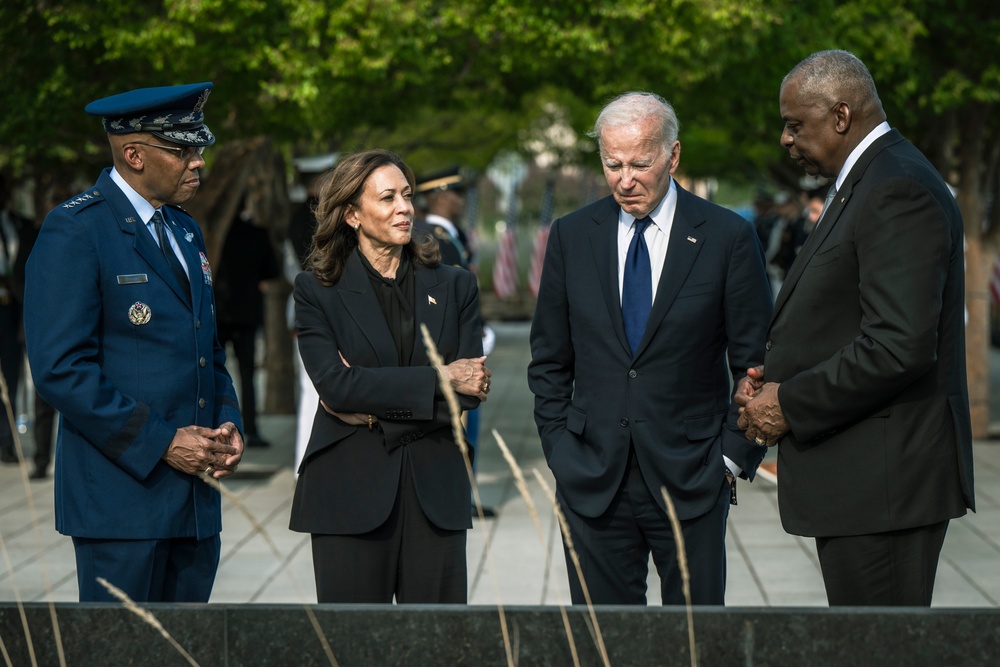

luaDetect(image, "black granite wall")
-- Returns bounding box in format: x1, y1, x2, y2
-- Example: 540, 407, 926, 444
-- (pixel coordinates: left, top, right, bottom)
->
1, 604, 997, 666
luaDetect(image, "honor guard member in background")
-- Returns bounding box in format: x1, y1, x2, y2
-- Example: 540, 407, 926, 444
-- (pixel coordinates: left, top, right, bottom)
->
287, 152, 338, 472
23, 82, 244, 603
415, 167, 473, 270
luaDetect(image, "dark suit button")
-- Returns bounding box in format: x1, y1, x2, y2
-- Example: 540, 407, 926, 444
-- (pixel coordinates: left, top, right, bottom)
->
199, 357, 207, 367
620, 418, 629, 427
198, 398, 206, 409
628, 370, 637, 378
765, 340, 772, 351
195, 319, 202, 329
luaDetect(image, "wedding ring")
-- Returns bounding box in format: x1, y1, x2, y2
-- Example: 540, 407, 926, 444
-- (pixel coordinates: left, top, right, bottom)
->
204, 466, 213, 475
755, 437, 765, 446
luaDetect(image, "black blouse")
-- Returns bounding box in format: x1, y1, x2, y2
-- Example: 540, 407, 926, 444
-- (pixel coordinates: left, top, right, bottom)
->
357, 247, 415, 366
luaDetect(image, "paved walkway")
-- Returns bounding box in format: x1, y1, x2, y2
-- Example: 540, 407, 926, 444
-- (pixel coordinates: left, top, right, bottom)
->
2, 322, 999, 607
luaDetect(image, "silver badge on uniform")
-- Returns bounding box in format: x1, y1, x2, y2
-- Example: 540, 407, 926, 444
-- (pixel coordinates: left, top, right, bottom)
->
128, 302, 152, 325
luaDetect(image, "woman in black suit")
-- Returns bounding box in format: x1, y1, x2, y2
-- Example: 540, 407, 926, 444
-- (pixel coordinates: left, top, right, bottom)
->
290, 150, 491, 603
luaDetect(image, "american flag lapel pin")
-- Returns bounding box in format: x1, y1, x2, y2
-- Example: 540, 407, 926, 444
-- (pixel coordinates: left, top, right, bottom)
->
687, 236, 697, 244
428, 295, 437, 305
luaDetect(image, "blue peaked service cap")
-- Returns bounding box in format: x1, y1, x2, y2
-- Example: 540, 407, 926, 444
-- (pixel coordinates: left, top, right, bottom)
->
85, 82, 216, 146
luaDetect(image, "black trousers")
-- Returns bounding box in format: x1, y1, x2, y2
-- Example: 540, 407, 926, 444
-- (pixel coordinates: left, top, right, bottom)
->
217, 323, 260, 436
0, 302, 21, 453
310, 451, 467, 604
815, 519, 949, 606
560, 448, 731, 605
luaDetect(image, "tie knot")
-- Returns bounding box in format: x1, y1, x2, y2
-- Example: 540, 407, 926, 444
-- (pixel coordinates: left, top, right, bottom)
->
633, 217, 651, 234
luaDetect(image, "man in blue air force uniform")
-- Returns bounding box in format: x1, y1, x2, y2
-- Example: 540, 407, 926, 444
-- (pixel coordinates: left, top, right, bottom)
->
23, 82, 244, 602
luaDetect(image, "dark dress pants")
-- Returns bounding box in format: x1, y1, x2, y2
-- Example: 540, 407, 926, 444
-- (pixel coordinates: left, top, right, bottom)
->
310, 449, 467, 604
218, 323, 260, 436
0, 302, 21, 455
72, 535, 221, 602
815, 520, 949, 606
560, 447, 731, 606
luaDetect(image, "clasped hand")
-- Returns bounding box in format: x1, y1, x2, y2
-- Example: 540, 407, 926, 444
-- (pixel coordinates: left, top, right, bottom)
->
162, 422, 244, 479
734, 366, 789, 447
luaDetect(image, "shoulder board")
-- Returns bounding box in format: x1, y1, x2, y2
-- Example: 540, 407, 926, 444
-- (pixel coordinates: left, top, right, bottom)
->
58, 190, 103, 214
433, 227, 452, 240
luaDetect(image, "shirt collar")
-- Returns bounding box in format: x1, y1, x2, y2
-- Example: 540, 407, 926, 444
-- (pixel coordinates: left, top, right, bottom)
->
835, 121, 891, 191
110, 167, 157, 224
619, 176, 676, 230
424, 214, 459, 239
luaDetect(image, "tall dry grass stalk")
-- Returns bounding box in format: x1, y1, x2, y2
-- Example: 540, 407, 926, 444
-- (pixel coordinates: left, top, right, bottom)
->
303, 606, 340, 667
531, 470, 610, 667
419, 323, 514, 667
660, 486, 697, 667
492, 430, 580, 667
1, 373, 64, 667
200, 476, 338, 666
96, 578, 200, 667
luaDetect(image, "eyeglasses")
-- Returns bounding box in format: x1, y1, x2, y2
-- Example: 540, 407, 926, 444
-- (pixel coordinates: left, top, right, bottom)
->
130, 142, 206, 161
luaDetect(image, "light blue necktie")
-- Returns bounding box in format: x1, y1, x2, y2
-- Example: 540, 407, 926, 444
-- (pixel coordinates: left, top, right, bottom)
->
622, 217, 652, 356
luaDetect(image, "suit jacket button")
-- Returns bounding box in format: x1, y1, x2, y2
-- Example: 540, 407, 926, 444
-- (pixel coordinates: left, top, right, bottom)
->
198, 398, 206, 409
195, 319, 202, 329
620, 418, 629, 427
199, 357, 207, 367
765, 340, 772, 351
628, 370, 637, 378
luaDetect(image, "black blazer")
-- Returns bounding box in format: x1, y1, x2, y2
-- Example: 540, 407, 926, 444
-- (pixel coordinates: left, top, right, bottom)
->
767, 129, 975, 537
289, 252, 483, 534
528, 185, 772, 521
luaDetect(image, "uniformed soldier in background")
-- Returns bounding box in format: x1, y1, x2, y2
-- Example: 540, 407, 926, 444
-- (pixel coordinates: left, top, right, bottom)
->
415, 167, 473, 270
23, 82, 244, 602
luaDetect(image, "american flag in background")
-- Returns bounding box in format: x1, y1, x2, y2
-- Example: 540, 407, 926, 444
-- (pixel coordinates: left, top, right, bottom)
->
529, 176, 556, 298
493, 185, 520, 299
493, 223, 519, 299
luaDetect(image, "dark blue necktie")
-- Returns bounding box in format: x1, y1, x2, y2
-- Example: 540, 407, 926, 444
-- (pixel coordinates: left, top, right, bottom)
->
152, 210, 190, 300
622, 217, 652, 356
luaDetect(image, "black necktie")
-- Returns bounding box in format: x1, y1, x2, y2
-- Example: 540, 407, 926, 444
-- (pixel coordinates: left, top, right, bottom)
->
622, 217, 652, 356
152, 210, 190, 300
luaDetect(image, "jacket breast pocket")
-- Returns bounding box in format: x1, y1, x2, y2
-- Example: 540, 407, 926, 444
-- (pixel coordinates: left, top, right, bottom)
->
676, 282, 718, 299
808, 245, 841, 268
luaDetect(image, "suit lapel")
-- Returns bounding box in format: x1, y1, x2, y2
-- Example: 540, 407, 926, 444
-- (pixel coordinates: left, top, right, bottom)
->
412, 265, 447, 366
588, 197, 631, 356
635, 186, 705, 357
101, 173, 190, 308
162, 208, 198, 309
771, 129, 905, 324
337, 252, 400, 368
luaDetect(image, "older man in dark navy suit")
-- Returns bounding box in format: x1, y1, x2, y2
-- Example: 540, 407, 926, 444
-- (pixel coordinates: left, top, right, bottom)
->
529, 92, 772, 605
24, 83, 243, 602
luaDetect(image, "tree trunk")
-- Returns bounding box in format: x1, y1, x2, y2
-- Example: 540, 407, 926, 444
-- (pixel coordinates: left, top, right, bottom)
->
264, 279, 296, 414
964, 235, 991, 436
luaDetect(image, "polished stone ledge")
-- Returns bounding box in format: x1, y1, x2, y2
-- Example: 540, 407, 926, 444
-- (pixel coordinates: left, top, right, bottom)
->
1, 603, 998, 666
